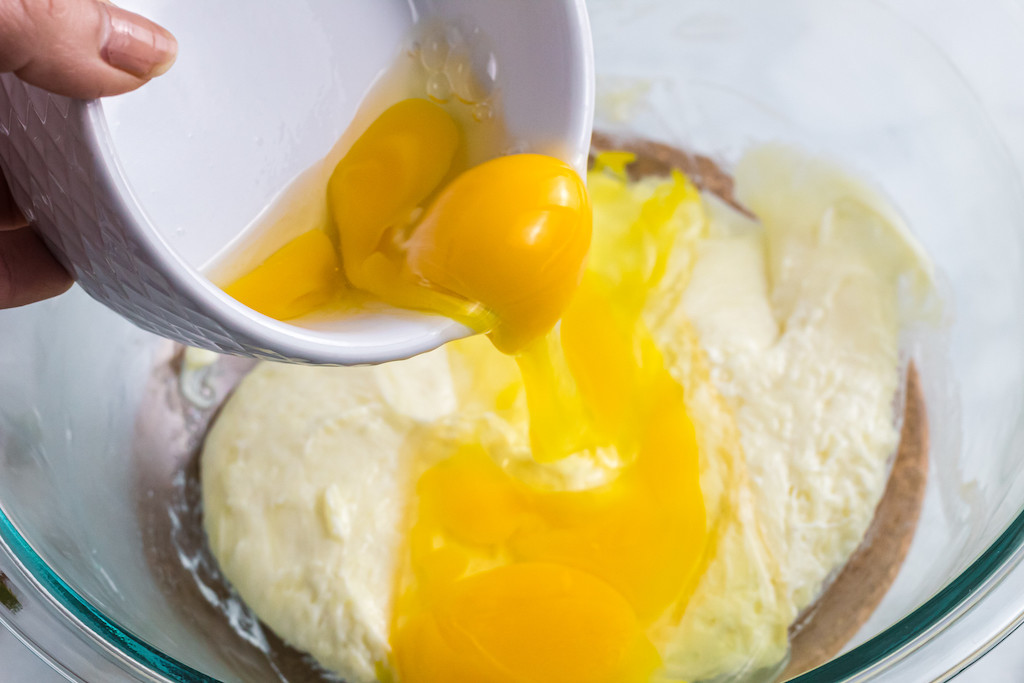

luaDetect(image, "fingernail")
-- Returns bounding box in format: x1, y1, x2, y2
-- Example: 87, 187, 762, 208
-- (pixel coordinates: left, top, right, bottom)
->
100, 4, 178, 79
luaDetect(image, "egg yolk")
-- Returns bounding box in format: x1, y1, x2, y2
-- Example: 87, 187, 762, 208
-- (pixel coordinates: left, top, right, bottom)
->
224, 229, 341, 321
406, 153, 591, 353
226, 98, 590, 353
328, 98, 461, 304
392, 163, 711, 683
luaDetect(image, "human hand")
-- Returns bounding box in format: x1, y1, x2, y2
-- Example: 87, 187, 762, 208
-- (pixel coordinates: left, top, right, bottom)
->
0, 0, 177, 308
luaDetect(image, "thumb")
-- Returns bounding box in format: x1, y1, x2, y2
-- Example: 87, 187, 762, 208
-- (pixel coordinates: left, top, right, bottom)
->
0, 0, 177, 99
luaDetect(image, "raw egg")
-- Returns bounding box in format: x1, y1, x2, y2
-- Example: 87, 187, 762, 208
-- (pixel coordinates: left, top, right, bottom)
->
220, 20, 710, 683
223, 33, 590, 356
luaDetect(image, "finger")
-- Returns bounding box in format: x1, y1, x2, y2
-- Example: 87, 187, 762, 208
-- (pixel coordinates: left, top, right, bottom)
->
0, 0, 178, 99
0, 227, 73, 308
0, 170, 28, 231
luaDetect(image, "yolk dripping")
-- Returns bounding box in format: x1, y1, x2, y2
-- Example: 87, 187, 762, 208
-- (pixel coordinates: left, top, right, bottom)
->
225, 98, 591, 353
392, 163, 711, 683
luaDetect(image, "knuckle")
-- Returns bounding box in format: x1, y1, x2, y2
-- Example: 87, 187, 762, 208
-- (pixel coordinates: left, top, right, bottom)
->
0, 0, 39, 71
0, 0, 79, 73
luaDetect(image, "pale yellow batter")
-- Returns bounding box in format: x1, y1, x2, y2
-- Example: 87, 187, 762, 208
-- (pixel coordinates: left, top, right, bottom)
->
201, 146, 933, 682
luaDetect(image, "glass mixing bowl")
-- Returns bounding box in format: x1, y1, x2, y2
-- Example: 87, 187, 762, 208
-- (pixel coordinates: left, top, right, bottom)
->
3, 0, 1024, 681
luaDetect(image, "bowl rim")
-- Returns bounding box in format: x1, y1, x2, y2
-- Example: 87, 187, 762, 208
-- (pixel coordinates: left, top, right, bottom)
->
5, 497, 1024, 681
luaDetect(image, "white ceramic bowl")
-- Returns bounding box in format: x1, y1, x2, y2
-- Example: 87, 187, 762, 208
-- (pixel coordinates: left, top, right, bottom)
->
0, 0, 594, 365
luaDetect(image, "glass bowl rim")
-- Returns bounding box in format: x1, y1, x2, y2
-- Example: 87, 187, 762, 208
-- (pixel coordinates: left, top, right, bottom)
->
4, 493, 1024, 682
